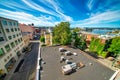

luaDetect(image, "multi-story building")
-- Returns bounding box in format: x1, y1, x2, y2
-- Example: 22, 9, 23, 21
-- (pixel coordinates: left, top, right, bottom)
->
0, 17, 24, 73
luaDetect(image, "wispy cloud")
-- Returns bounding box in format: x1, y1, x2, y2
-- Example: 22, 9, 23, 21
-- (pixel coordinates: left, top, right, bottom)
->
72, 9, 120, 27
22, 0, 58, 16
0, 9, 58, 26
87, 0, 95, 10
39, 0, 73, 21
0, 1, 31, 11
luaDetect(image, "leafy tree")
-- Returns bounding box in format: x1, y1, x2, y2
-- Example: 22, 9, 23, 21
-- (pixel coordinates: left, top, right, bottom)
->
73, 27, 80, 33
108, 37, 120, 57
53, 22, 71, 45
40, 36, 45, 43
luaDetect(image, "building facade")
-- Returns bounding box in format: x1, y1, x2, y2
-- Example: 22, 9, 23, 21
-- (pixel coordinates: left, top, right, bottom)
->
19, 23, 35, 40
0, 17, 24, 73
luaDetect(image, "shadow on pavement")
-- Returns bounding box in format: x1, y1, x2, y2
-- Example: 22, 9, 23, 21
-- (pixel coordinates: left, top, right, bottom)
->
14, 59, 24, 73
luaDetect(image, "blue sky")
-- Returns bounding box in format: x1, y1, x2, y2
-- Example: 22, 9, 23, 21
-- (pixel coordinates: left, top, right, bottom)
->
0, 0, 120, 28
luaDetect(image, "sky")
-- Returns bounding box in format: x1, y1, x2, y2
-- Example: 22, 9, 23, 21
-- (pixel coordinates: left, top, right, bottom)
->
0, 0, 120, 28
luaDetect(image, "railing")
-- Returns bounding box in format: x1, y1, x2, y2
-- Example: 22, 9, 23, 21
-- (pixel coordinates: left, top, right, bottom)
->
35, 42, 41, 80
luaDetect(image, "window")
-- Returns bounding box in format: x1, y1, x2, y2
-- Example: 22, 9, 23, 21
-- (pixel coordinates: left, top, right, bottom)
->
5, 44, 11, 52
2, 20, 7, 25
18, 28, 20, 31
8, 36, 12, 40
11, 28, 14, 32
6, 29, 10, 32
15, 28, 17, 31
9, 22, 12, 26
15, 40, 18, 45
19, 33, 21, 36
0, 48, 5, 56
13, 35, 16, 38
17, 34, 19, 37
20, 38, 23, 41
10, 42, 15, 48
0, 37, 4, 42
0, 30, 2, 33
18, 39, 20, 43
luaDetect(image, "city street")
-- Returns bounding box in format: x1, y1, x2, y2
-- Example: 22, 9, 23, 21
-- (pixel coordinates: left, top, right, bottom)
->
10, 42, 39, 80
41, 46, 115, 80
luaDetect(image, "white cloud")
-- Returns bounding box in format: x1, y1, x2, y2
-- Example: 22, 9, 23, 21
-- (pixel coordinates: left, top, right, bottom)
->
72, 10, 120, 27
0, 9, 58, 26
22, 0, 58, 16
87, 0, 95, 10
39, 0, 73, 21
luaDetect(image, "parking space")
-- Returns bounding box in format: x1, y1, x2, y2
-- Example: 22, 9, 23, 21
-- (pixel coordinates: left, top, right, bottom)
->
41, 46, 114, 80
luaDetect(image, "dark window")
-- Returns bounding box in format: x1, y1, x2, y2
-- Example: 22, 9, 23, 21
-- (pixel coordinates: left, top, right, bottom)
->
0, 37, 4, 41
5, 44, 11, 52
13, 35, 16, 38
2, 20, 7, 25
0, 30, 2, 33
15, 28, 17, 31
11, 42, 15, 48
6, 29, 10, 32
11, 28, 14, 32
0, 48, 5, 56
19, 33, 21, 36
18, 28, 20, 31
18, 39, 20, 43
20, 38, 23, 41
8, 36, 11, 40
17, 34, 19, 37
9, 22, 12, 26
15, 40, 18, 45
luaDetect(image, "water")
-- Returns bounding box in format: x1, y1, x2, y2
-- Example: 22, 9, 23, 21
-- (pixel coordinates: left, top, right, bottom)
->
92, 29, 112, 35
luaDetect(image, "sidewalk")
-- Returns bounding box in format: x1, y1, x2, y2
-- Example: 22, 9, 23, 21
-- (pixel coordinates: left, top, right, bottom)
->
4, 53, 25, 80
97, 58, 119, 71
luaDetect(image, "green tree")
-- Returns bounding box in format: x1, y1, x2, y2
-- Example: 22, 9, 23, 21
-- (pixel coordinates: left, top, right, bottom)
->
40, 36, 45, 43
73, 27, 80, 33
53, 22, 72, 45
108, 37, 120, 57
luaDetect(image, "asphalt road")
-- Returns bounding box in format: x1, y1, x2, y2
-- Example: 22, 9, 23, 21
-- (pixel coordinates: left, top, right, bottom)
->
10, 42, 39, 80
41, 46, 115, 80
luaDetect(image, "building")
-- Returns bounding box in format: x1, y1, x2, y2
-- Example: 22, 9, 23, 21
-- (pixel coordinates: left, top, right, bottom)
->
0, 17, 24, 73
19, 23, 35, 40
44, 28, 53, 45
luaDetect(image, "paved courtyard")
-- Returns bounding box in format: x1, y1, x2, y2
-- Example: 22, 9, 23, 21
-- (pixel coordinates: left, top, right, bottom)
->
40, 46, 115, 80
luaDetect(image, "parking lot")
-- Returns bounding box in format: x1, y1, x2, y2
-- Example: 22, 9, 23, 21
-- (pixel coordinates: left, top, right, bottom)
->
41, 46, 114, 80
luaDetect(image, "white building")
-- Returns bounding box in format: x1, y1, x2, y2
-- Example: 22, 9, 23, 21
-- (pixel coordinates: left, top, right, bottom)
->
0, 17, 24, 73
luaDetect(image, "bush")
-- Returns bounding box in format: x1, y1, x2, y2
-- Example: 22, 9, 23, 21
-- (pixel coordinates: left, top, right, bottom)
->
40, 36, 45, 43
41, 44, 46, 46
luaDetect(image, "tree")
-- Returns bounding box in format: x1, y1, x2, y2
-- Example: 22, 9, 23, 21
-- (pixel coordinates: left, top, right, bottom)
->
72, 28, 86, 50
40, 36, 45, 43
53, 22, 72, 45
108, 37, 120, 57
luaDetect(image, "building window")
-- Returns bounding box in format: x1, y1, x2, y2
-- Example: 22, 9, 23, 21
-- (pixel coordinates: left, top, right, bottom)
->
18, 28, 20, 31
6, 29, 10, 32
0, 37, 4, 42
0, 30, 2, 33
15, 40, 18, 45
9, 21, 12, 26
19, 33, 21, 36
0, 48, 5, 56
18, 39, 20, 43
20, 38, 23, 41
11, 28, 14, 32
13, 35, 16, 38
8, 36, 12, 40
5, 44, 11, 52
17, 34, 19, 37
2, 20, 7, 25
10, 42, 15, 48
15, 28, 17, 31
